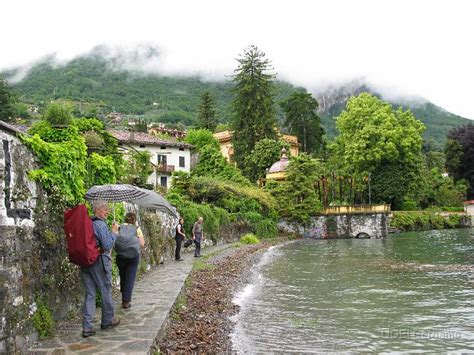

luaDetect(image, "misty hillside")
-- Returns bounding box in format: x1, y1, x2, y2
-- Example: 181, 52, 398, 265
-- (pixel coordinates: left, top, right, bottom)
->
5, 53, 471, 147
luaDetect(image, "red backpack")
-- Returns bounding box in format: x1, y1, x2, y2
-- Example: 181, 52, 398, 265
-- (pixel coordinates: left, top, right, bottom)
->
64, 204, 100, 267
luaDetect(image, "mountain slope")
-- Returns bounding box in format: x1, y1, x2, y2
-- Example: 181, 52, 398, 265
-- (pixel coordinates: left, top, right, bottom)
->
4, 54, 471, 147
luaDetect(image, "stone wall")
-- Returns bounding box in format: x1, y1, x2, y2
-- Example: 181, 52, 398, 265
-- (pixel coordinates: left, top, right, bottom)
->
0, 125, 84, 353
278, 213, 389, 239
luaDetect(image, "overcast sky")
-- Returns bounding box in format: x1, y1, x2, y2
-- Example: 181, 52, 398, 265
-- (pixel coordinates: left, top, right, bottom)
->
1, 0, 473, 119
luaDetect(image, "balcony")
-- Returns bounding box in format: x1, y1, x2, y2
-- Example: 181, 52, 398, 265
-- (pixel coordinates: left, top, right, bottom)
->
156, 164, 175, 173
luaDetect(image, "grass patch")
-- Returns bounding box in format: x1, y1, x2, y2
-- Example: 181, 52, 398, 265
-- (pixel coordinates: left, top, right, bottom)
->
240, 233, 260, 245
193, 260, 216, 271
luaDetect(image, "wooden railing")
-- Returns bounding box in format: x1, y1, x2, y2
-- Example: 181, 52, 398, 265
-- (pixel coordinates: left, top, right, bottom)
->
323, 204, 391, 215
156, 164, 175, 173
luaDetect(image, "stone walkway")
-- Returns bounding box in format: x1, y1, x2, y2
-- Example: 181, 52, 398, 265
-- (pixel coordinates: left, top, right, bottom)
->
29, 244, 232, 354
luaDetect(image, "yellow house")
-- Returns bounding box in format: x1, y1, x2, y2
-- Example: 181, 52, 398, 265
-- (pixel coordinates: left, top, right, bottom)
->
213, 130, 299, 163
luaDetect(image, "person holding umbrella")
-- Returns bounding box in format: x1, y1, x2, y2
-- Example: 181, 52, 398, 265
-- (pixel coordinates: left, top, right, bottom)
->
81, 200, 120, 337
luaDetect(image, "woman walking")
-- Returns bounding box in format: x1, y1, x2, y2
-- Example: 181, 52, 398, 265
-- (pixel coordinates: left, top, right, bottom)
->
115, 212, 145, 309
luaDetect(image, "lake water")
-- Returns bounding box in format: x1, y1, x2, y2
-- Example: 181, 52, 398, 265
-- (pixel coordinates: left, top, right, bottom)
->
231, 229, 474, 353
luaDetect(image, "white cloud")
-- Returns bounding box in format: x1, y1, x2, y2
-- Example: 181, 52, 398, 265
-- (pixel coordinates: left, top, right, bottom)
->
1, 0, 473, 118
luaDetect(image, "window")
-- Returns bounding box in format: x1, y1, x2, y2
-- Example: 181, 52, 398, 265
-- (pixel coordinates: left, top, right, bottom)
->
160, 176, 167, 187
139, 144, 145, 148
179, 147, 184, 151
160, 146, 166, 150
179, 156, 185, 168
157, 154, 167, 165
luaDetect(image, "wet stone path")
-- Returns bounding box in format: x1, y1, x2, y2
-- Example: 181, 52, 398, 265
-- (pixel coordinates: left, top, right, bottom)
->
29, 244, 231, 354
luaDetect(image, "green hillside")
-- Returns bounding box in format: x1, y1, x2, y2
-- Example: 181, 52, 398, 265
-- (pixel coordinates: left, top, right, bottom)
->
5, 54, 471, 146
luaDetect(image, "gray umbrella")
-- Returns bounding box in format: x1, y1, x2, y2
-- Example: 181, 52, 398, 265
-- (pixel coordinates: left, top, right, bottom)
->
130, 187, 178, 218
85, 184, 148, 202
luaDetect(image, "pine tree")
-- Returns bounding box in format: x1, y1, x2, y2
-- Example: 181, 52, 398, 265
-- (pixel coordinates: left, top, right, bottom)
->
231, 45, 278, 172
0, 75, 17, 122
197, 91, 217, 131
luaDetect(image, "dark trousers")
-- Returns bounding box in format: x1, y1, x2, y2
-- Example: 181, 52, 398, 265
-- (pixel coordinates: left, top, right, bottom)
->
194, 234, 202, 256
116, 254, 140, 303
175, 236, 183, 260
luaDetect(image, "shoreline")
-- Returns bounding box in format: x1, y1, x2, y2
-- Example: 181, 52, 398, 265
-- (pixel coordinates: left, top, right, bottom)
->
157, 240, 286, 353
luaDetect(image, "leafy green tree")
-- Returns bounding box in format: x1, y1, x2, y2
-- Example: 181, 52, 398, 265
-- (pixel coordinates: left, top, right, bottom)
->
332, 93, 425, 209
280, 91, 324, 154
0, 75, 17, 122
445, 123, 474, 198
184, 128, 220, 151
243, 139, 289, 182
231, 45, 278, 173
266, 153, 323, 222
184, 129, 250, 185
197, 91, 218, 131
122, 150, 153, 187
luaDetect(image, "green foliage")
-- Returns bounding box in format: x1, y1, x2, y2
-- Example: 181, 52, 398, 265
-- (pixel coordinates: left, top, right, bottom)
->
266, 154, 323, 223
184, 128, 220, 151
166, 191, 230, 242
231, 45, 278, 173
197, 91, 218, 131
331, 93, 426, 209
280, 91, 325, 154
240, 233, 260, 244
445, 123, 474, 199
122, 150, 153, 187
333, 93, 425, 174
400, 199, 418, 211
44, 101, 73, 126
390, 211, 462, 231
0, 75, 17, 122
88, 153, 116, 186
243, 138, 289, 182
169, 175, 278, 238
82, 130, 104, 149
22, 132, 87, 206
33, 299, 55, 339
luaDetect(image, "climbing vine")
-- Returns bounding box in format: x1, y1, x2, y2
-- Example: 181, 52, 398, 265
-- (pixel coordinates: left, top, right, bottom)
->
21, 132, 87, 206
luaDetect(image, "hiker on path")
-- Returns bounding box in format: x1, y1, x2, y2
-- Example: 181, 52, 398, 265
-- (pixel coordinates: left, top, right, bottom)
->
115, 212, 145, 309
81, 200, 120, 338
192, 217, 204, 257
175, 217, 185, 261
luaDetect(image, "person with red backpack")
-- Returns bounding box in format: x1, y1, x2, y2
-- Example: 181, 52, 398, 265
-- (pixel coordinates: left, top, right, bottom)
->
81, 200, 121, 337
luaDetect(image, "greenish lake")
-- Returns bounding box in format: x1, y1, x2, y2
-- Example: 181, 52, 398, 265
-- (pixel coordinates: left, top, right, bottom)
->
232, 229, 474, 352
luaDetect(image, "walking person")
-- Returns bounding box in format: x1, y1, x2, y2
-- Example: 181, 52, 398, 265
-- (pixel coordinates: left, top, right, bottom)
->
192, 217, 204, 257
81, 200, 120, 338
115, 212, 145, 309
175, 217, 185, 261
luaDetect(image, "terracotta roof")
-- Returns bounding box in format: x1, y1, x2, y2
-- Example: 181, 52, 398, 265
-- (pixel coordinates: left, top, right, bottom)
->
464, 200, 474, 205
109, 130, 193, 149
213, 130, 232, 142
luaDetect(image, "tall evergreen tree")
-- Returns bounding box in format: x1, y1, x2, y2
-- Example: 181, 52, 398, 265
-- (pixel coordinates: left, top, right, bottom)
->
197, 91, 217, 131
231, 45, 278, 172
0, 75, 17, 122
280, 91, 324, 154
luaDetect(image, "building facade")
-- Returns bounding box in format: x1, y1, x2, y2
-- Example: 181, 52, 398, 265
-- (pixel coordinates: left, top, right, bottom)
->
213, 130, 300, 163
110, 131, 193, 189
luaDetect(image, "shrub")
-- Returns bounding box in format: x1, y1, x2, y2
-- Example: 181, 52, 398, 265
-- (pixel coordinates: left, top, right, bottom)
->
240, 233, 260, 244
33, 300, 55, 339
